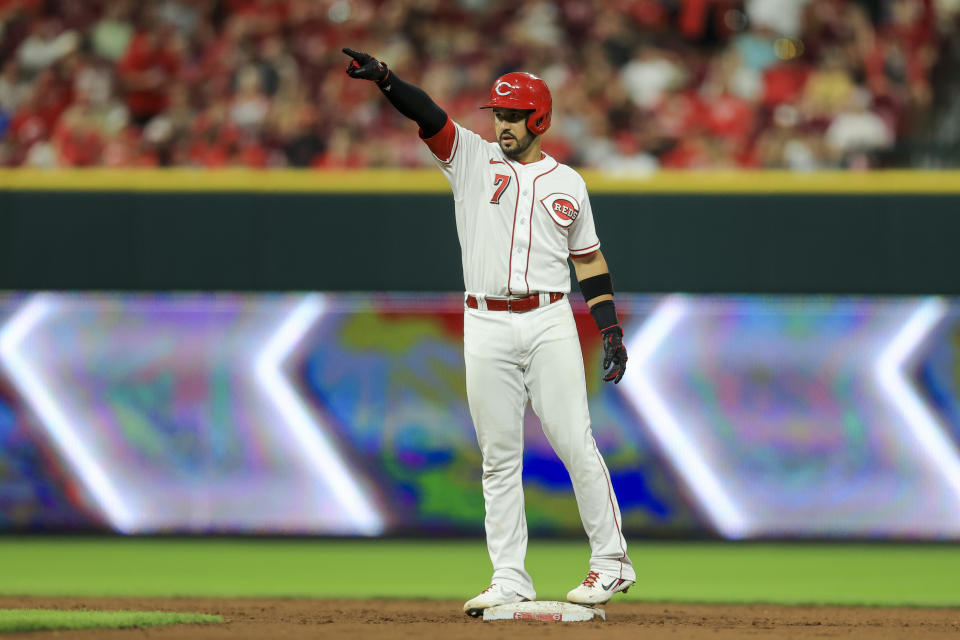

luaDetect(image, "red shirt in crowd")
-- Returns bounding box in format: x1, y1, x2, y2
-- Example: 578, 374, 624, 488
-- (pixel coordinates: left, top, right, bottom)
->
118, 32, 179, 122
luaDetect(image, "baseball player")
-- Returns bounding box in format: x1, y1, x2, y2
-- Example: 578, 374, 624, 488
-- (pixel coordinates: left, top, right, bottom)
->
342, 48, 635, 615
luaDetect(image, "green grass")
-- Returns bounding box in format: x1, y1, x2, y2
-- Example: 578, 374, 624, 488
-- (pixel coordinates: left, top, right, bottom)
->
0, 609, 221, 633
0, 538, 958, 607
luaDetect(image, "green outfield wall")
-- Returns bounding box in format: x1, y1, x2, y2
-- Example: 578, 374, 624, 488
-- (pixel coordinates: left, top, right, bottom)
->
1, 169, 958, 293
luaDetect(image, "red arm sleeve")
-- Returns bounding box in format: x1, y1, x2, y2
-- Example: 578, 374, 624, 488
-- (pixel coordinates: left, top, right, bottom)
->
419, 117, 457, 163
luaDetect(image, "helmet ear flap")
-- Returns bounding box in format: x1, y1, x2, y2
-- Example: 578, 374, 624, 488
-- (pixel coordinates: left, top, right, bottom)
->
527, 110, 551, 136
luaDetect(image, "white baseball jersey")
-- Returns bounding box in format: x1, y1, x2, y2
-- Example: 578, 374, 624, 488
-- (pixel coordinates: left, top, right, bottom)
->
421, 119, 600, 297
418, 115, 634, 600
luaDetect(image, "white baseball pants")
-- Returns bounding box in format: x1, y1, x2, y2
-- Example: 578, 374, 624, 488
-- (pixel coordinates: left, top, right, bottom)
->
463, 296, 635, 599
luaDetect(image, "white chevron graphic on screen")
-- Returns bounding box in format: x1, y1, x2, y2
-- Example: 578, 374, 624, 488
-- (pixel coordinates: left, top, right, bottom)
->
0, 293, 384, 535
875, 297, 960, 503
254, 294, 383, 534
621, 294, 960, 539
0, 294, 136, 533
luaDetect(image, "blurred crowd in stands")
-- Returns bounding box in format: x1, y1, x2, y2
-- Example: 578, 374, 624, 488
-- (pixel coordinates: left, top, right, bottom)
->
0, 0, 957, 170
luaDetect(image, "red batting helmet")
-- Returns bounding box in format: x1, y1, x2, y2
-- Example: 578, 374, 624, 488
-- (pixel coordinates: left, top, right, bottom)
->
481, 72, 552, 136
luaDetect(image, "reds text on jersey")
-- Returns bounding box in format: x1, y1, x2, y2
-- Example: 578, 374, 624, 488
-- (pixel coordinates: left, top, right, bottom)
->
421, 119, 600, 297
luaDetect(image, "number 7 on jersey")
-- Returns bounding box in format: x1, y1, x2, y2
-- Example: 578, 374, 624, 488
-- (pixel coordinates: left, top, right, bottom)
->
490, 174, 511, 204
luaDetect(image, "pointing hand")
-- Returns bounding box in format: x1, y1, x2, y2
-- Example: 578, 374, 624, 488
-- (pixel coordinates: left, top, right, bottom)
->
342, 48, 390, 84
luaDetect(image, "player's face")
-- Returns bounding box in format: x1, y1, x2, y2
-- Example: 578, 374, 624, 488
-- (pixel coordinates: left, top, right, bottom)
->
493, 108, 536, 159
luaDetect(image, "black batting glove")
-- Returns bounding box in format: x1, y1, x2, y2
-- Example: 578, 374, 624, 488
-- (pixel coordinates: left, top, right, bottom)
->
589, 299, 626, 384
601, 326, 627, 384
342, 48, 390, 84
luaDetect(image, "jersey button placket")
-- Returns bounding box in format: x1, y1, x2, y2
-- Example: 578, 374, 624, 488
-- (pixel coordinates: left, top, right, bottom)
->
511, 173, 531, 293
518, 186, 528, 225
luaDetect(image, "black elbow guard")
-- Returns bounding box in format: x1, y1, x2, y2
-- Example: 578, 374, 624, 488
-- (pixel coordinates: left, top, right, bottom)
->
579, 273, 613, 303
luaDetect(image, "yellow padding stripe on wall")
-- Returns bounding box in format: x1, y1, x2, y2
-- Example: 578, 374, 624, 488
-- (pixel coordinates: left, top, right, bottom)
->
1, 169, 959, 194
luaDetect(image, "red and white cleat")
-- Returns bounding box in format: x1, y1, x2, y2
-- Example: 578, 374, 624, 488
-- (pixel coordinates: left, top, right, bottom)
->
463, 584, 529, 617
566, 570, 634, 606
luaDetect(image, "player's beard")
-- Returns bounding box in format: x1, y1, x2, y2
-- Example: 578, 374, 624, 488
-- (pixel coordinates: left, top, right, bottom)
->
499, 130, 536, 160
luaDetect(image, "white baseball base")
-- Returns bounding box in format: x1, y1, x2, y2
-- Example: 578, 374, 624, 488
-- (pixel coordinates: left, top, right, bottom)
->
482, 601, 605, 622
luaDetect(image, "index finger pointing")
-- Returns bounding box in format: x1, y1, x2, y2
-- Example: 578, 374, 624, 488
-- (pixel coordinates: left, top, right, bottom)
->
342, 48, 365, 61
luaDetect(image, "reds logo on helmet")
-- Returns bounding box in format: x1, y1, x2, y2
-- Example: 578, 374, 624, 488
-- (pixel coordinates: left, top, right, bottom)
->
540, 193, 580, 228
480, 72, 552, 135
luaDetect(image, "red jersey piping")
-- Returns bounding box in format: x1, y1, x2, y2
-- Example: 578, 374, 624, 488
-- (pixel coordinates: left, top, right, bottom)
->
593, 442, 628, 579
524, 159, 560, 294
569, 241, 601, 256
500, 159, 521, 295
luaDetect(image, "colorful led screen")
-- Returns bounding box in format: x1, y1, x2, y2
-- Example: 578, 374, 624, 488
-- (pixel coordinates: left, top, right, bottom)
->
1, 293, 959, 539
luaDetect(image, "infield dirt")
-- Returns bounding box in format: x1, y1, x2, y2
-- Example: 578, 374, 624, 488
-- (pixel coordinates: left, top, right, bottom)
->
0, 596, 957, 639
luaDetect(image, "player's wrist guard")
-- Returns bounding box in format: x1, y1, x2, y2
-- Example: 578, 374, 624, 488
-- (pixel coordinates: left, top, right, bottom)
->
588, 299, 618, 333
